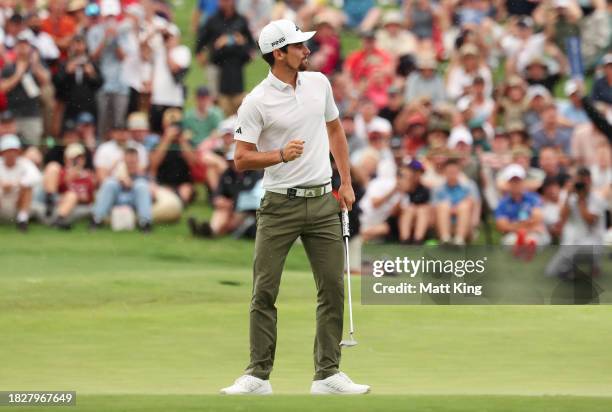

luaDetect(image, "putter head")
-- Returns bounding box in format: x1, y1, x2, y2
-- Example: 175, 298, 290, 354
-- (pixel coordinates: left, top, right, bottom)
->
339, 338, 358, 347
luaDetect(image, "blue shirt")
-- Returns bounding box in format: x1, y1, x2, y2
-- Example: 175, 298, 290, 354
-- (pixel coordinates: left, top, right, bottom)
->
557, 101, 589, 125
198, 0, 218, 16
433, 182, 471, 206
530, 124, 573, 155
495, 192, 542, 222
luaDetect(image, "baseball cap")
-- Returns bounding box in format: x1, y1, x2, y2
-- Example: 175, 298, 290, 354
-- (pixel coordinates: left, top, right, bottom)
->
16, 30, 34, 43
65, 143, 85, 159
502, 164, 526, 182
564, 79, 580, 96
0, 110, 15, 123
417, 55, 437, 70
448, 127, 473, 148
526, 85, 551, 102
382, 10, 403, 26
85, 3, 100, 16
258, 19, 316, 54
100, 0, 121, 17
405, 159, 424, 172
68, 0, 87, 12
601, 53, 612, 66
127, 112, 149, 131
196, 86, 210, 97
459, 43, 479, 57
219, 117, 236, 135
367, 118, 392, 135
0, 134, 22, 152
76, 112, 95, 125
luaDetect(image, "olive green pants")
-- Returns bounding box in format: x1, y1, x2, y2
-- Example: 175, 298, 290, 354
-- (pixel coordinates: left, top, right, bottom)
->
245, 191, 345, 381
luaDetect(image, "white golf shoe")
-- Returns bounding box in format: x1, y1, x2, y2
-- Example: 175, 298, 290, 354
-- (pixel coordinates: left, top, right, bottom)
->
220, 375, 273, 395
310, 372, 370, 395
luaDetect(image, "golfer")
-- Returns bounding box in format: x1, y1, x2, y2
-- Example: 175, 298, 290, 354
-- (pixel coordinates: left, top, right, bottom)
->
220, 19, 370, 395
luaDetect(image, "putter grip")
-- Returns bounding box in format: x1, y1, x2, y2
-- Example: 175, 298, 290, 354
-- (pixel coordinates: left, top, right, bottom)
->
341, 209, 350, 238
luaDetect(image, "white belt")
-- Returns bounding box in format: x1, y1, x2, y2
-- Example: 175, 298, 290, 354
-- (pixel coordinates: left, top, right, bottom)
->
267, 183, 333, 198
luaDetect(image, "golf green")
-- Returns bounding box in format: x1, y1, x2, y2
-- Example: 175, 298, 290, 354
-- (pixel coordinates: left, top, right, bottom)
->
1, 224, 611, 411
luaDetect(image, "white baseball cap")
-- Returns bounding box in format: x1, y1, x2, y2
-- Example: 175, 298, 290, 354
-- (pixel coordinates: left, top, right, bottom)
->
0, 134, 21, 152
564, 79, 579, 96
258, 19, 316, 54
502, 163, 526, 182
448, 127, 473, 148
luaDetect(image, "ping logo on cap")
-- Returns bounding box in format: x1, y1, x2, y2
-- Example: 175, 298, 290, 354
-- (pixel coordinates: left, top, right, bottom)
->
271, 36, 286, 47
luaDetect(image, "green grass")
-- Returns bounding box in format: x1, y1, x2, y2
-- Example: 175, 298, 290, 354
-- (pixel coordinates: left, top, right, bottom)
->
1, 221, 612, 411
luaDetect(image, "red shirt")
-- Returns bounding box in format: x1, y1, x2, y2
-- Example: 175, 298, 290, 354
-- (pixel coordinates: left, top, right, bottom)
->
343, 48, 393, 84
41, 15, 76, 57
59, 169, 95, 204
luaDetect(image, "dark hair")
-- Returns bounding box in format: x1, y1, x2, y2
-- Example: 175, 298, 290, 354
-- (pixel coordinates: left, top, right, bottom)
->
262, 45, 289, 67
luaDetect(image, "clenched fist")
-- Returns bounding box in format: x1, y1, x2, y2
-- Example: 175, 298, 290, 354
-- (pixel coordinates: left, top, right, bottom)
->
280, 139, 304, 163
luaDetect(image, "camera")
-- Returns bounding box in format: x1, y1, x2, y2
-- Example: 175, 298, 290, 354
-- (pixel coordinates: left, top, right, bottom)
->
574, 181, 586, 192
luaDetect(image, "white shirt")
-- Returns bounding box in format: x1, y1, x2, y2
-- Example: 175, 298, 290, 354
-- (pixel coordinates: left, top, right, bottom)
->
561, 192, 607, 245
150, 34, 191, 107
0, 157, 41, 188
359, 177, 400, 228
234, 71, 339, 190
94, 140, 148, 176
0, 157, 41, 206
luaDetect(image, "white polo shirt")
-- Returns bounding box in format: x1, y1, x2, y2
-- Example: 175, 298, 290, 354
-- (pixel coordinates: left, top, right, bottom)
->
234, 71, 339, 190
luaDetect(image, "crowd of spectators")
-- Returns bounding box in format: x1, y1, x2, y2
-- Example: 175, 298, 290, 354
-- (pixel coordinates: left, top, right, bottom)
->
0, 0, 611, 250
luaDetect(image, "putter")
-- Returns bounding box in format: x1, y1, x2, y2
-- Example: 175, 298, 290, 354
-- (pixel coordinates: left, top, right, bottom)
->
340, 209, 358, 348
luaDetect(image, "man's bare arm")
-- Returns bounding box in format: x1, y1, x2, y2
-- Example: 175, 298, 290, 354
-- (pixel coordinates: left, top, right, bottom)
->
234, 140, 303, 171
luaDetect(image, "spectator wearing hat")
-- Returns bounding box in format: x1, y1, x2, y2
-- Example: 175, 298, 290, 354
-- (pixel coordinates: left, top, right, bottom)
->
353, 99, 389, 142
42, 124, 95, 216
91, 145, 153, 232
446, 43, 493, 101
557, 79, 588, 125
183, 86, 224, 146
497, 146, 545, 193
495, 163, 550, 247
522, 55, 564, 92
379, 85, 404, 126
0, 31, 50, 147
400, 111, 428, 158
432, 158, 478, 245
127, 112, 159, 152
351, 118, 395, 183
53, 35, 102, 128
448, 126, 479, 179
307, 14, 341, 76
530, 102, 573, 157
66, 0, 89, 33
404, 54, 445, 104
149, 109, 197, 204
149, 23, 192, 132
0, 134, 41, 231
195, 0, 255, 116
51, 142, 95, 229
492, 76, 526, 130
397, 159, 431, 244
375, 11, 417, 59
591, 54, 612, 106
523, 85, 552, 132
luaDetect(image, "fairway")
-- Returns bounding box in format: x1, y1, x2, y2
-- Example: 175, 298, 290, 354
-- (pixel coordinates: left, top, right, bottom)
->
1, 223, 612, 411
